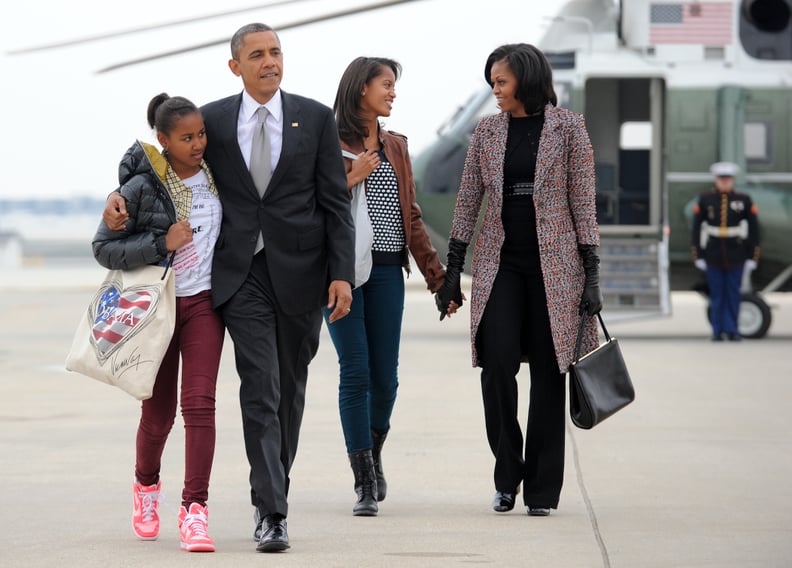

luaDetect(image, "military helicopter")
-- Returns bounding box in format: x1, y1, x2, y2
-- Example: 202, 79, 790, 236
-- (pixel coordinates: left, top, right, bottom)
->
411, 0, 792, 338
9, 0, 789, 337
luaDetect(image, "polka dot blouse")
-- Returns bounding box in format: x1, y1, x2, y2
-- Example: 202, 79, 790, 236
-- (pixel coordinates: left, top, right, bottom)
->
367, 151, 405, 253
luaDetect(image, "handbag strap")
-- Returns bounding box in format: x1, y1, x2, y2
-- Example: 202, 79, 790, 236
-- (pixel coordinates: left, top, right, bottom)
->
160, 250, 176, 281
573, 312, 611, 363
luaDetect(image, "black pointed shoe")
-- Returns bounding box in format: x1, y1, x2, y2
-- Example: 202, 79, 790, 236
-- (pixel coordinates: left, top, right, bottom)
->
492, 490, 518, 512
253, 508, 263, 541
256, 514, 290, 552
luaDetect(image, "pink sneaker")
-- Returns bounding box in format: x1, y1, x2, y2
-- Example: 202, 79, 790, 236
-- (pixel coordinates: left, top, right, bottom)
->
132, 480, 161, 540
178, 503, 215, 552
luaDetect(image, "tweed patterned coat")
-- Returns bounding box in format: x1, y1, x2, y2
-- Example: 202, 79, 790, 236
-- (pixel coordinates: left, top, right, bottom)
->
450, 104, 600, 372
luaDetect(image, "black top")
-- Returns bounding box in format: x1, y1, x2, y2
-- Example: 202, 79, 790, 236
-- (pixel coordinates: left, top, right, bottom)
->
501, 114, 545, 273
368, 151, 405, 265
504, 114, 544, 185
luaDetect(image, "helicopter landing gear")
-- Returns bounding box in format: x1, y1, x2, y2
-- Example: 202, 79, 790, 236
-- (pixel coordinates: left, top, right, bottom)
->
706, 291, 772, 339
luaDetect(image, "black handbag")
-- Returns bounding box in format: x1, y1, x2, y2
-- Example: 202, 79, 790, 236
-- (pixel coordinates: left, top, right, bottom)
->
569, 312, 635, 429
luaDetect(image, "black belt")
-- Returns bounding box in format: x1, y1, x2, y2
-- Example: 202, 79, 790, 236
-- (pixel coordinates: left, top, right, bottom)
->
503, 182, 534, 196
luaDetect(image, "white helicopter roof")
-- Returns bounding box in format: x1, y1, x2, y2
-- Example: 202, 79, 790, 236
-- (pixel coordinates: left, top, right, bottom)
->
541, 0, 792, 89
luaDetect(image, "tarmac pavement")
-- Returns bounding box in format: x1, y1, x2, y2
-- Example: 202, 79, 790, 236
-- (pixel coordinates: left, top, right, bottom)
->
1, 266, 791, 567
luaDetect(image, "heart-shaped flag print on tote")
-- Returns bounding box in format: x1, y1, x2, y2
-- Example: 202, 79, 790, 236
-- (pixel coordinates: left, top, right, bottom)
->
66, 263, 176, 400
88, 278, 163, 363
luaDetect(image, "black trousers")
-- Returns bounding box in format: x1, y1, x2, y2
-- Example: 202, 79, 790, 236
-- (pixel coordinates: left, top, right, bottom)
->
477, 253, 565, 508
220, 251, 322, 518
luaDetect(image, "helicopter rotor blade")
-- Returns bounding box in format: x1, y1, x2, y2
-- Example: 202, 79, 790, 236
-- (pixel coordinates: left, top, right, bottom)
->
96, 0, 423, 74
6, 0, 309, 55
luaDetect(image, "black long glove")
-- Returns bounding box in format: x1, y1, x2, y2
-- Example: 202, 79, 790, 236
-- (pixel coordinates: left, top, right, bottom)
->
578, 244, 603, 316
435, 237, 468, 320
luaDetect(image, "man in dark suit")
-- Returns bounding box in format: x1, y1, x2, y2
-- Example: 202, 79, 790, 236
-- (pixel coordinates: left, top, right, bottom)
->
205, 22, 354, 553
205, 23, 354, 553
104, 23, 355, 554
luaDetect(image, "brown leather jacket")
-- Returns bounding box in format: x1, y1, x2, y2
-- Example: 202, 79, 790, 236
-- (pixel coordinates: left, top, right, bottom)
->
340, 129, 445, 292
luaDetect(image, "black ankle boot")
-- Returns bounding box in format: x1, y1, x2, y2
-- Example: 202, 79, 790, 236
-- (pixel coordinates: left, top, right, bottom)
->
348, 450, 378, 516
371, 429, 388, 502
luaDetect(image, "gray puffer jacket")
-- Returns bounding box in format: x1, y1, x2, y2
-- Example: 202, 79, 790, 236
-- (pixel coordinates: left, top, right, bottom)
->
93, 141, 177, 270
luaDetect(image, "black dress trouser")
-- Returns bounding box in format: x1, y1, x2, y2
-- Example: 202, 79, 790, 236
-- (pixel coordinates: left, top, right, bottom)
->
220, 251, 322, 518
477, 249, 566, 509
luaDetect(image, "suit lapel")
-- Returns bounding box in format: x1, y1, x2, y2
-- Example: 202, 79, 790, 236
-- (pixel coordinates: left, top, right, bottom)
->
215, 94, 261, 199
266, 91, 300, 195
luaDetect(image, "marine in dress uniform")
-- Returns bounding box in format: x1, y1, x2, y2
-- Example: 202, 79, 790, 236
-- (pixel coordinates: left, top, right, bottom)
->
691, 162, 760, 341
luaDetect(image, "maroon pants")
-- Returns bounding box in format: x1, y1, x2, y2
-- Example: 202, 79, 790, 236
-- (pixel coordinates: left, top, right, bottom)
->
134, 290, 224, 506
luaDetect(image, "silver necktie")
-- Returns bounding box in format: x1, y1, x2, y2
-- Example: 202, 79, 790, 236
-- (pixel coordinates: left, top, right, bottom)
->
250, 106, 270, 253
249, 106, 271, 197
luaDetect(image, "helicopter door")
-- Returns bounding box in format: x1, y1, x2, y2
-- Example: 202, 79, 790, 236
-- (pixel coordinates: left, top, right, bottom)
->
585, 77, 670, 318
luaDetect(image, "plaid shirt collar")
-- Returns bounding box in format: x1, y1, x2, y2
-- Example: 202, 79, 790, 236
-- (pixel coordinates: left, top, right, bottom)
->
163, 158, 218, 221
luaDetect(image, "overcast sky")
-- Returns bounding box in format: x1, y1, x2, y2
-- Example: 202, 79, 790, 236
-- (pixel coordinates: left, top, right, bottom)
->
0, 0, 564, 199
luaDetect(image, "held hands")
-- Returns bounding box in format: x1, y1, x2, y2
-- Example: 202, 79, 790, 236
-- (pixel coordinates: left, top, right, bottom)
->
694, 259, 707, 271
103, 193, 128, 231
165, 220, 193, 252
435, 238, 469, 321
435, 281, 467, 320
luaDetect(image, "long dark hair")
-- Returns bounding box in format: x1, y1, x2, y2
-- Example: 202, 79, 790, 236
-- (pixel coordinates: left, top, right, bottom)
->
484, 43, 557, 114
333, 56, 401, 145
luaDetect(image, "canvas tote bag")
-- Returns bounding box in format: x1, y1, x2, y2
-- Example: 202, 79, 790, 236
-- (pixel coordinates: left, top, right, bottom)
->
65, 260, 176, 400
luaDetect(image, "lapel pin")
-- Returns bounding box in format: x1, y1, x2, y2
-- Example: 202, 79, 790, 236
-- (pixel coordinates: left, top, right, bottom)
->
291, 122, 299, 128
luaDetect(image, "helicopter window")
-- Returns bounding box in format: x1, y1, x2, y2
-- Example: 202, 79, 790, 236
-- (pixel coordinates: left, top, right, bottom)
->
704, 46, 726, 60
436, 89, 499, 139
744, 122, 770, 162
620, 122, 652, 149
739, 0, 792, 60
618, 123, 653, 225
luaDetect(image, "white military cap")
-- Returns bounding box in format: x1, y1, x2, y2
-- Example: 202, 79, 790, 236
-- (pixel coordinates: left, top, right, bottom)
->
710, 161, 740, 177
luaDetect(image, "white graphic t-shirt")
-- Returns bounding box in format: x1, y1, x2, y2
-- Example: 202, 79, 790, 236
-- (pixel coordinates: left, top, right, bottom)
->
171, 170, 222, 297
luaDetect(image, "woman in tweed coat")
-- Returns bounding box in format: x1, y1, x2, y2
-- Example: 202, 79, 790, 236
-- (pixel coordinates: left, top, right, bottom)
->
436, 44, 602, 516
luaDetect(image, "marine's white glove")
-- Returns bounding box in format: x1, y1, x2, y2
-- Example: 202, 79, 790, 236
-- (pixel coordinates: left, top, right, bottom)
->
745, 259, 758, 271
694, 259, 707, 271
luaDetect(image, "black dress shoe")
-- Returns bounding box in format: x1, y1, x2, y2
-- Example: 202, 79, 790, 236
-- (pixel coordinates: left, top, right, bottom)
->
256, 515, 289, 552
527, 506, 551, 516
492, 490, 517, 512
727, 333, 742, 341
253, 508, 263, 541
